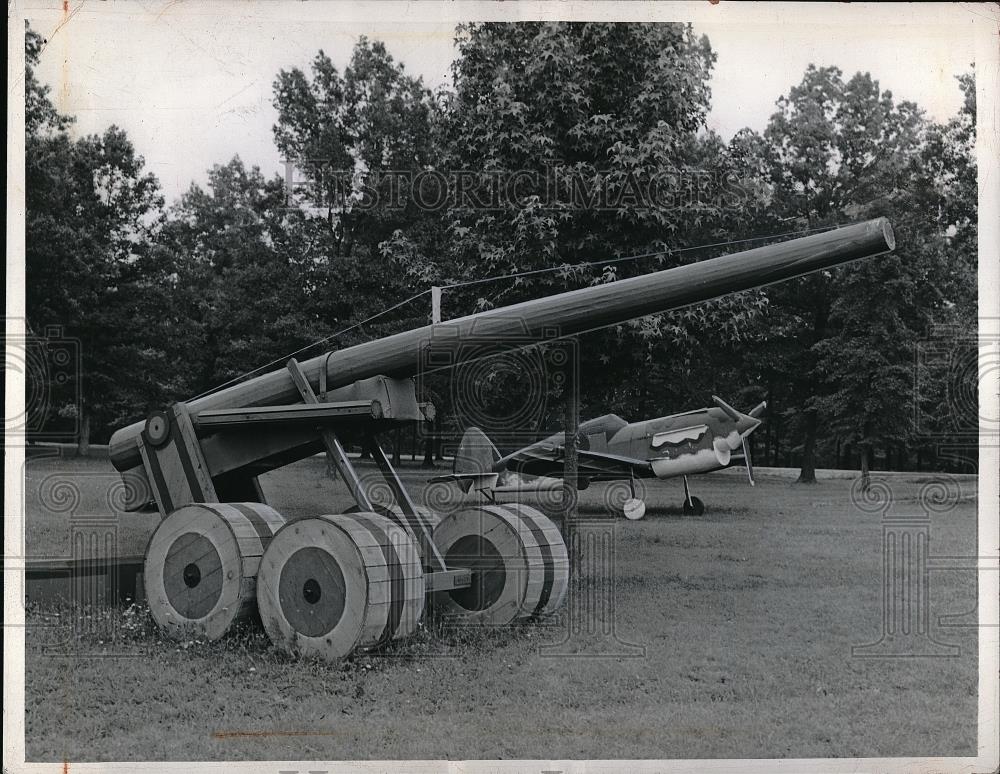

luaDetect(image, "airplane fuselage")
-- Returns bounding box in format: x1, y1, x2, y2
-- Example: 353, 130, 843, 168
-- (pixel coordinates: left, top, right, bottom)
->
537, 405, 760, 481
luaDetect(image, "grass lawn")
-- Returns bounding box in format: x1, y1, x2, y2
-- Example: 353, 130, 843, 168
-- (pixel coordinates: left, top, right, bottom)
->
21, 454, 979, 761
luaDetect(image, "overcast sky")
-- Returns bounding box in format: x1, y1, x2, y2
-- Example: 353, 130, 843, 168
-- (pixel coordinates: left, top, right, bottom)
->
24, 1, 981, 205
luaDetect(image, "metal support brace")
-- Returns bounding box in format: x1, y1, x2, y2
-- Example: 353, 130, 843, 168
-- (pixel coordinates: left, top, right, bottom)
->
366, 433, 446, 573
286, 358, 373, 511
319, 350, 336, 401
287, 357, 447, 574
562, 339, 579, 537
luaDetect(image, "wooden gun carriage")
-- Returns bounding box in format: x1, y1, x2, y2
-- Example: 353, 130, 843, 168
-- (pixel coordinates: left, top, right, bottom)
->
109, 219, 895, 660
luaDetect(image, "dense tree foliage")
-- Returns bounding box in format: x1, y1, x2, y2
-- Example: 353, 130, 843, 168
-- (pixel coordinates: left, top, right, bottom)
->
26, 27, 175, 449
270, 37, 435, 366
383, 22, 771, 434
730, 66, 977, 481
24, 23, 977, 474
272, 38, 438, 260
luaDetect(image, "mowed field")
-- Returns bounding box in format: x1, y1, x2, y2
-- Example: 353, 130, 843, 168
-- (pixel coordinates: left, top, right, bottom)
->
21, 454, 979, 761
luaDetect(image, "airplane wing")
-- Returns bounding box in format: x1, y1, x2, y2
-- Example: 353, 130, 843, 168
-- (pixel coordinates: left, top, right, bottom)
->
497, 444, 653, 480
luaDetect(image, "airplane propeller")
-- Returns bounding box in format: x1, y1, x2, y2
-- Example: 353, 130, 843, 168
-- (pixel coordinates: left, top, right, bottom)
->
711, 395, 742, 421
742, 435, 755, 486
712, 395, 766, 486
744, 401, 766, 485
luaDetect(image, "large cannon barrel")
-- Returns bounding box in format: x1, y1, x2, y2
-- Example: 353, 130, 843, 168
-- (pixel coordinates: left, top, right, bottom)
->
110, 217, 894, 472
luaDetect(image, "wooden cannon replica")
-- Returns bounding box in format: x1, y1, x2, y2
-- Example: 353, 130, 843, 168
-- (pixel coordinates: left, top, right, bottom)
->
109, 218, 895, 660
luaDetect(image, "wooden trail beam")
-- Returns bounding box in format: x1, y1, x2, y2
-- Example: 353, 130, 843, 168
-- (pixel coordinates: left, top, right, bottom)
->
18, 555, 146, 606
111, 219, 895, 474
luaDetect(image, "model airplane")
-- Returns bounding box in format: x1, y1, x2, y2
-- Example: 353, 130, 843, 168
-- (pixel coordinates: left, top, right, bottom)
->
431, 396, 766, 518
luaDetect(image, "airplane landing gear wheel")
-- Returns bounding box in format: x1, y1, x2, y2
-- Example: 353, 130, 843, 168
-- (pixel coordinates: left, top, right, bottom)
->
683, 496, 705, 516
623, 497, 646, 520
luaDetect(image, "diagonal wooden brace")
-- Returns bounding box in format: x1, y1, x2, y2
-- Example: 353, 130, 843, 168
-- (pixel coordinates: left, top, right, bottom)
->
365, 433, 446, 572
286, 358, 374, 511
286, 358, 446, 573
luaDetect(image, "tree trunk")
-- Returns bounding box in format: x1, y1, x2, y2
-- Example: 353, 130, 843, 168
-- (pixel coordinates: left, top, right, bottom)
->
797, 410, 818, 483
763, 419, 771, 469
328, 208, 342, 257
434, 415, 445, 461
421, 421, 436, 469
860, 444, 871, 492
77, 408, 90, 457
342, 215, 354, 258
796, 283, 829, 483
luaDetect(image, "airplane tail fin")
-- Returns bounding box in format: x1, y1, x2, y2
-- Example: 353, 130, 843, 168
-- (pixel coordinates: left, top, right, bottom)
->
454, 426, 502, 478
426, 427, 503, 494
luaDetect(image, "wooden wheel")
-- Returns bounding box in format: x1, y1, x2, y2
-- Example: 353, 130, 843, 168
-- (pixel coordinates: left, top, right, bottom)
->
431, 504, 550, 625
144, 502, 285, 640
257, 512, 424, 660
502, 503, 569, 618
346, 503, 441, 554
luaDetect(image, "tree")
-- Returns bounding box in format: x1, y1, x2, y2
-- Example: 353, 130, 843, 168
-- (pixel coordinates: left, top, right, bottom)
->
435, 22, 722, 290
909, 71, 978, 470
26, 25, 170, 447
272, 37, 438, 258
919, 71, 976, 311
385, 22, 769, 437
25, 25, 70, 138
741, 65, 975, 483
270, 37, 444, 453
161, 157, 346, 392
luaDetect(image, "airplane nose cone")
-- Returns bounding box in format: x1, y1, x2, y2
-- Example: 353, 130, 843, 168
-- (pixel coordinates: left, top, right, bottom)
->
736, 414, 762, 436
725, 414, 761, 451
